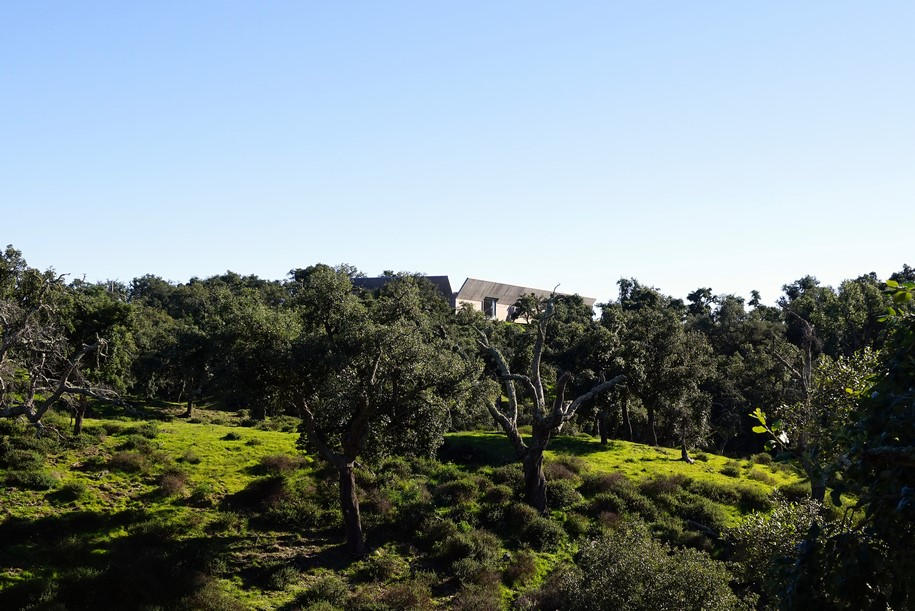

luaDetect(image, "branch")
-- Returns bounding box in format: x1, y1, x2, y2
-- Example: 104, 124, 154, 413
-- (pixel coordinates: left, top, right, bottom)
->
299, 400, 345, 469
30, 341, 103, 422
563, 375, 626, 421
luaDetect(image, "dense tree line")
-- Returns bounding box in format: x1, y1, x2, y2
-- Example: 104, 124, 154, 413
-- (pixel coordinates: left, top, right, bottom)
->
1, 244, 913, 606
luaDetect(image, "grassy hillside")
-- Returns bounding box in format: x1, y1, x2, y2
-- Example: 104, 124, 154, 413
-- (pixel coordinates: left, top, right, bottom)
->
1, 408, 807, 610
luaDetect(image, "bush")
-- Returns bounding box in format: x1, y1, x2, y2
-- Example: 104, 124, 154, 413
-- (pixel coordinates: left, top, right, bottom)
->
5, 469, 59, 490
694, 452, 710, 462
720, 465, 741, 477
543, 461, 578, 482
117, 434, 157, 453
737, 485, 773, 512
523, 516, 566, 551
354, 547, 408, 581
504, 549, 538, 586
379, 576, 434, 610
747, 469, 776, 485
1, 448, 44, 470
590, 491, 627, 515
434, 477, 479, 505
490, 464, 523, 491
504, 502, 540, 536
528, 521, 746, 611
665, 492, 729, 532
221, 432, 242, 441
752, 452, 773, 465
549, 479, 583, 509
180, 449, 201, 464
109, 451, 148, 473
267, 565, 300, 590
418, 517, 460, 550
56, 479, 89, 502
297, 574, 348, 608
639, 474, 689, 498
778, 481, 810, 503
580, 472, 629, 496
687, 480, 740, 505
189, 481, 219, 507
564, 512, 590, 538
158, 467, 190, 496
257, 454, 305, 474
482, 484, 514, 504
451, 583, 503, 611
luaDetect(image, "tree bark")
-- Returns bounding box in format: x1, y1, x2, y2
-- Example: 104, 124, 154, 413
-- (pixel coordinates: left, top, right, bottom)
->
523, 449, 547, 514
621, 396, 633, 441
73, 397, 87, 436
809, 473, 826, 503
183, 398, 193, 418
338, 462, 365, 556
598, 410, 609, 445
680, 434, 694, 464
647, 404, 658, 446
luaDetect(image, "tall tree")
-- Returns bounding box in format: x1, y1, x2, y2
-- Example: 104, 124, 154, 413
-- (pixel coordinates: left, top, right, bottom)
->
292, 266, 476, 555
474, 295, 624, 512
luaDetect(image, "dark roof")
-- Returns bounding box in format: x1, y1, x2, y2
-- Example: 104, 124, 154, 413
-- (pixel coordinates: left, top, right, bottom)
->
352, 275, 453, 301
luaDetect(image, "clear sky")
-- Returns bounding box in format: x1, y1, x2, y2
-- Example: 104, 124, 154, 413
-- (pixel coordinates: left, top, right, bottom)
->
3, 2, 914, 305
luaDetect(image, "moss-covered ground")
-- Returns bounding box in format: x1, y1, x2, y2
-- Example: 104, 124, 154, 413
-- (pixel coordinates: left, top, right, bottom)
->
1, 407, 809, 609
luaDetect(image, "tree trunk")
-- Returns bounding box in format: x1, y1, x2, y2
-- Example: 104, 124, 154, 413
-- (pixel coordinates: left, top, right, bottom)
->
810, 473, 826, 503
338, 462, 365, 556
183, 398, 193, 418
598, 410, 609, 445
680, 434, 694, 464
73, 398, 87, 436
647, 405, 658, 446
523, 449, 547, 514
621, 397, 633, 441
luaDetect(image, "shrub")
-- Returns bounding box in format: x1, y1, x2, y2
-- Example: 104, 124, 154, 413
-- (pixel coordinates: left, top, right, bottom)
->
297, 574, 348, 608
737, 485, 773, 512
490, 464, 524, 491
639, 474, 689, 498
597, 511, 621, 530
580, 472, 629, 496
117, 434, 156, 453
5, 469, 59, 490
244, 438, 263, 446
549, 479, 583, 509
267, 565, 300, 590
529, 522, 745, 611
257, 454, 305, 474
379, 576, 434, 610
451, 583, 503, 611
590, 491, 626, 515
135, 421, 159, 438
206, 511, 247, 535
694, 452, 710, 462
109, 451, 148, 473
665, 492, 729, 532
189, 481, 219, 507
158, 468, 190, 497
726, 497, 822, 604
434, 477, 479, 505
434, 529, 501, 565
56, 479, 89, 502
354, 547, 408, 581
418, 517, 460, 550
2, 448, 44, 470
688, 480, 740, 505
778, 481, 810, 503
543, 461, 578, 482
482, 484, 514, 504
504, 549, 538, 586
747, 469, 776, 485
101, 422, 127, 435
752, 452, 773, 465
720, 465, 741, 478
221, 432, 242, 441
504, 502, 540, 536
523, 516, 566, 551
564, 512, 590, 538
180, 449, 201, 464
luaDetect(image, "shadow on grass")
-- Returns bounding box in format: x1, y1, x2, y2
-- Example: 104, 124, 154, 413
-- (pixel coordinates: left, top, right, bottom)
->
0, 508, 243, 610
440, 432, 618, 467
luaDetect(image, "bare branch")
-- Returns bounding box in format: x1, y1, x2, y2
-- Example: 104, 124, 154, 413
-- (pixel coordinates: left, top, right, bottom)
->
563, 374, 626, 421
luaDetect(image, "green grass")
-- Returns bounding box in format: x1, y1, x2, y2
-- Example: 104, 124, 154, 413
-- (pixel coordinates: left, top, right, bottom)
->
1, 411, 810, 609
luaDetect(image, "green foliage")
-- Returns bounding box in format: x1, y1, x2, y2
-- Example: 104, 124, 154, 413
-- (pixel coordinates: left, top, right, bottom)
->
529, 521, 746, 610
548, 478, 583, 509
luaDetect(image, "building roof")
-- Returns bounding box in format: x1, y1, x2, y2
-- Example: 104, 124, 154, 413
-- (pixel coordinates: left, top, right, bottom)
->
454, 277, 596, 307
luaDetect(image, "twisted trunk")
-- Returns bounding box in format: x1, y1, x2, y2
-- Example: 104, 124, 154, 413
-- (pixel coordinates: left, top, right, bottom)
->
621, 395, 633, 441
598, 410, 609, 445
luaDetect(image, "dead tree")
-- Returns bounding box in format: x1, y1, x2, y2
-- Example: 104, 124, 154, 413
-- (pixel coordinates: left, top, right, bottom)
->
476, 298, 624, 512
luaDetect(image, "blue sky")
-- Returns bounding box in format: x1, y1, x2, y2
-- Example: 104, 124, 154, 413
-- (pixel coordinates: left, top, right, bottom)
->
2, 2, 913, 304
